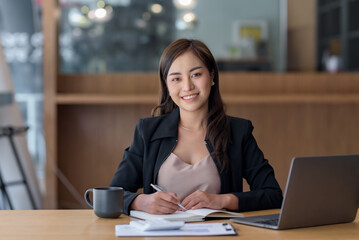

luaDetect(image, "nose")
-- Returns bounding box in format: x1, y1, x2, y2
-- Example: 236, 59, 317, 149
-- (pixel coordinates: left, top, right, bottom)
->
182, 76, 194, 91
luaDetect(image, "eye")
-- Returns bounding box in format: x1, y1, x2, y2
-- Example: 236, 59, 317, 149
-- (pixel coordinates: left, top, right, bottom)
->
172, 77, 180, 82
191, 72, 201, 78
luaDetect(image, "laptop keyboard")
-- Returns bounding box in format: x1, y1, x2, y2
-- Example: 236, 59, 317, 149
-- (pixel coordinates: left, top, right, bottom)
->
256, 218, 279, 226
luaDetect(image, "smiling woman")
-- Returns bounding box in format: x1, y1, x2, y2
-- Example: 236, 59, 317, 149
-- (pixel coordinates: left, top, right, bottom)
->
110, 39, 283, 215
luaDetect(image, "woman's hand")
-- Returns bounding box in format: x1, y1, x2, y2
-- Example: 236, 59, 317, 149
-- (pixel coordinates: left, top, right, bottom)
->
131, 192, 181, 214
181, 190, 238, 210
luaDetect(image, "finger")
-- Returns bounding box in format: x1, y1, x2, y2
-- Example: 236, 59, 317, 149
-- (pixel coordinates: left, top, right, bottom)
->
149, 205, 177, 214
154, 192, 177, 202
181, 190, 205, 209
182, 200, 192, 210
149, 198, 179, 214
181, 192, 197, 206
160, 194, 182, 210
158, 199, 179, 211
155, 192, 181, 210
166, 192, 181, 203
177, 206, 186, 211
155, 204, 179, 214
182, 197, 201, 210
190, 201, 206, 210
181, 193, 191, 204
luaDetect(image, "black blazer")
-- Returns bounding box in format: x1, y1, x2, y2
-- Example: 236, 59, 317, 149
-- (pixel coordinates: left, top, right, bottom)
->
110, 108, 283, 215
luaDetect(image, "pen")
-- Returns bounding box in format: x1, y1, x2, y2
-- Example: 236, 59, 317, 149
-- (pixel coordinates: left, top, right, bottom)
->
150, 183, 187, 210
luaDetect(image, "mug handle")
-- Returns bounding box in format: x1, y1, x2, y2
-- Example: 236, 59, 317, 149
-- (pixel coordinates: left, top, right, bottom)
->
84, 189, 94, 208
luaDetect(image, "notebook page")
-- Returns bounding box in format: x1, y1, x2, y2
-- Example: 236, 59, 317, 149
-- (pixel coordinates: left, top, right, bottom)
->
186, 208, 244, 218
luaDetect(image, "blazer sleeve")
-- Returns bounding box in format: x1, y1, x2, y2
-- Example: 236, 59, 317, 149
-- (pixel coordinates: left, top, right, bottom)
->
110, 119, 145, 215
233, 121, 283, 212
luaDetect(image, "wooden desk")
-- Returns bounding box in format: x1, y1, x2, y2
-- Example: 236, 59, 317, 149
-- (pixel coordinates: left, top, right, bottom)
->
1, 209, 358, 240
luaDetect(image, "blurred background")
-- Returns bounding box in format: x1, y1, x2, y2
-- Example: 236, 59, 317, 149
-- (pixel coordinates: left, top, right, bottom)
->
0, 0, 358, 209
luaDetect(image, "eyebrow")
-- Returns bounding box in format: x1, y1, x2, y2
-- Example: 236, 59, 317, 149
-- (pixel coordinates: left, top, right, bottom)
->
168, 66, 203, 76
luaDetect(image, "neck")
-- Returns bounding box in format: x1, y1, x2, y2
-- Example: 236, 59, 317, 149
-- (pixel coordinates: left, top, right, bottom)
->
179, 109, 207, 131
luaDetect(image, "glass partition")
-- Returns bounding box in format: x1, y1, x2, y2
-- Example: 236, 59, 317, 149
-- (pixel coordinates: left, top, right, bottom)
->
59, 0, 286, 73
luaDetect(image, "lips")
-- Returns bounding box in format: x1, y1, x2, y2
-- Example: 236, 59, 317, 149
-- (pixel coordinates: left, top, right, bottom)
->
181, 93, 199, 100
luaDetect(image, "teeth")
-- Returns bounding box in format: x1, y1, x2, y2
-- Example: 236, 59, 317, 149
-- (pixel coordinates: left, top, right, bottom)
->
183, 94, 197, 100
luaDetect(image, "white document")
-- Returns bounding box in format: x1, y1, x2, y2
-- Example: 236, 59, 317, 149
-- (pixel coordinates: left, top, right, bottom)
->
115, 222, 237, 237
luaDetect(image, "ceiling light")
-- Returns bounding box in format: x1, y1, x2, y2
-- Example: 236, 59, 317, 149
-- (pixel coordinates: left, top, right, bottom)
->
151, 4, 163, 14
173, 0, 196, 9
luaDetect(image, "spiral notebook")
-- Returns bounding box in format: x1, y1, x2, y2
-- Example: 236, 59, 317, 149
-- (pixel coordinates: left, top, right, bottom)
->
130, 208, 243, 222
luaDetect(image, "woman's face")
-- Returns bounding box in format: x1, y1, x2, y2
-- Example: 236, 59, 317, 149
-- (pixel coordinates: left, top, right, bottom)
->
166, 50, 213, 115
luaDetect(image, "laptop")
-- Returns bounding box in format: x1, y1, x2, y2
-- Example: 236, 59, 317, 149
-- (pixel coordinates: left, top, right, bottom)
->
231, 155, 359, 230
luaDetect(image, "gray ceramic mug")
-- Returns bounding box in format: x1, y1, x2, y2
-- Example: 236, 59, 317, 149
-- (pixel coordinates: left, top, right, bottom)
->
84, 187, 123, 218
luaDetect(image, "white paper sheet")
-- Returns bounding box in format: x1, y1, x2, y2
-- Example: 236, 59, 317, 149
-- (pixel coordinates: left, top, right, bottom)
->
115, 222, 237, 237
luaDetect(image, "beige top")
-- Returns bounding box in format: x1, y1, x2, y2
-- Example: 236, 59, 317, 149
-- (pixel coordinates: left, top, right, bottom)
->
157, 153, 221, 201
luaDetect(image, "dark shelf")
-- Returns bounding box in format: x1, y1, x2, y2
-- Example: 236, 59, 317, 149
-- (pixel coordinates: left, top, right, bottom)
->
217, 58, 271, 71
317, 0, 359, 71
318, 0, 340, 12
348, 30, 359, 39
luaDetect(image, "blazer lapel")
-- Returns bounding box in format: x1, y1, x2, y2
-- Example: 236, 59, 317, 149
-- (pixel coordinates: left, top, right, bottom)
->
151, 108, 180, 183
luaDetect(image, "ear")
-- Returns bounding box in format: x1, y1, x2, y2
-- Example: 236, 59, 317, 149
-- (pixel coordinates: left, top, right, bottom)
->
210, 70, 215, 85
210, 70, 215, 82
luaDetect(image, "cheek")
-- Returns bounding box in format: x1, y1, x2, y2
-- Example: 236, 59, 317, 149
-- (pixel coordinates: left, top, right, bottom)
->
167, 84, 176, 97
165, 80, 172, 93
198, 80, 211, 91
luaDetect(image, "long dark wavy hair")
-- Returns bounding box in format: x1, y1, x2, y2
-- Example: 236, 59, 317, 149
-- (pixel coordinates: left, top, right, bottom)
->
152, 39, 231, 171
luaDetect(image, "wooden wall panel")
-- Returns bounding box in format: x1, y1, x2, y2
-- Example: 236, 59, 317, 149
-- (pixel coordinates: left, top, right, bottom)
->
52, 73, 359, 208
57, 105, 154, 208
287, 0, 317, 71
55, 99, 359, 208
43, 0, 59, 209
227, 103, 359, 191
58, 73, 359, 95
58, 74, 159, 94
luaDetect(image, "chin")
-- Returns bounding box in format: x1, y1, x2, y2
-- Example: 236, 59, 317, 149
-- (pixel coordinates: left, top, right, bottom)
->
180, 105, 207, 113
